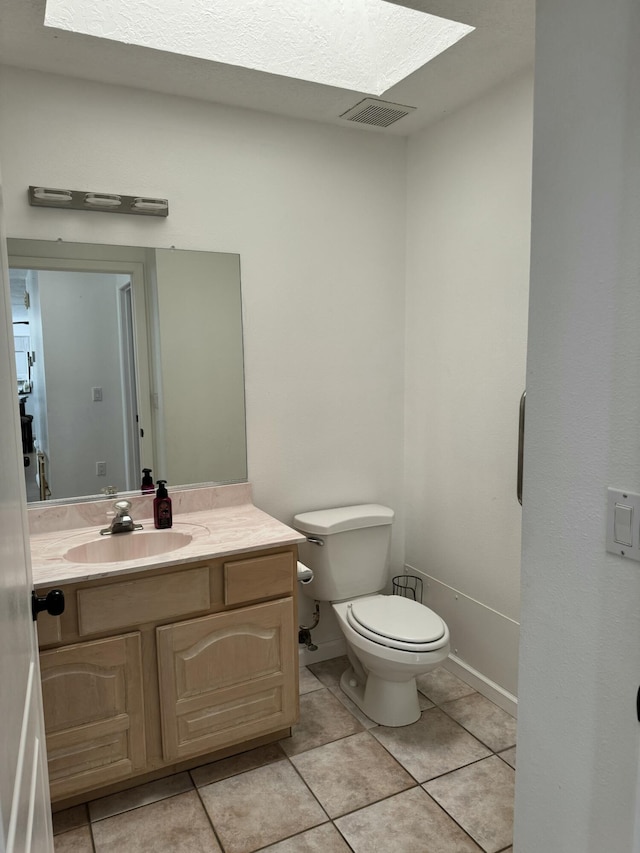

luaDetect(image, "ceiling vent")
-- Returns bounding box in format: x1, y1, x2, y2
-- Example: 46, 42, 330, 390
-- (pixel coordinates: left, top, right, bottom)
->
339, 98, 416, 128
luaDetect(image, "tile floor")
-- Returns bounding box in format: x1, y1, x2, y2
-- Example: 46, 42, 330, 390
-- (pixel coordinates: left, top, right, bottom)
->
53, 658, 516, 853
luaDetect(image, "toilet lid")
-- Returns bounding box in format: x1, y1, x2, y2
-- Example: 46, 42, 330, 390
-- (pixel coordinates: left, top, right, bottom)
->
347, 595, 447, 651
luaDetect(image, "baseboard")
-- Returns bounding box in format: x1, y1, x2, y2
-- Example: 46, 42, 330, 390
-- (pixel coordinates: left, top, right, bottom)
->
298, 637, 347, 667
405, 564, 520, 699
444, 655, 518, 718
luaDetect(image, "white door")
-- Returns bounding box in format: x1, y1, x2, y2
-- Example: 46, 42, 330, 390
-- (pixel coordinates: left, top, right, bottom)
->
0, 182, 54, 847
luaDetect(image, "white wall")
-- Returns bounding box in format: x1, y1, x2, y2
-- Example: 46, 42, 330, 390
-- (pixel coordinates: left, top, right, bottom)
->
0, 66, 407, 645
404, 72, 532, 699
514, 0, 640, 848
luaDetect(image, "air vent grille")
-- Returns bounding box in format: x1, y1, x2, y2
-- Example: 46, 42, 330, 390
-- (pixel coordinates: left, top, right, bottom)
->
340, 98, 416, 128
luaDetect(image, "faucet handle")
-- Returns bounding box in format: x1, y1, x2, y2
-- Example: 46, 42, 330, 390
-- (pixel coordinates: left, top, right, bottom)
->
114, 500, 132, 515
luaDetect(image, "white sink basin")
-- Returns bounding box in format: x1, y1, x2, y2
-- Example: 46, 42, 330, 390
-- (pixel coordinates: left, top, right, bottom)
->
64, 530, 192, 564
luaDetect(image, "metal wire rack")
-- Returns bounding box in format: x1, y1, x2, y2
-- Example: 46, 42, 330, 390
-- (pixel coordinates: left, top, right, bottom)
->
392, 574, 423, 603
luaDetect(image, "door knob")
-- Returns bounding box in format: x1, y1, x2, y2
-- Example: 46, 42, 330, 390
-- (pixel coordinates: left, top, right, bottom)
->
31, 588, 65, 621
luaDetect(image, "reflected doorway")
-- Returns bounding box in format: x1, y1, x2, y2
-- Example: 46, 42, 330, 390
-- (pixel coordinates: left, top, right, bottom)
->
9, 266, 146, 500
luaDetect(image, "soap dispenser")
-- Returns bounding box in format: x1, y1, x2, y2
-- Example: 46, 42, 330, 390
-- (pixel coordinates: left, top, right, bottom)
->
154, 480, 172, 529
141, 468, 154, 494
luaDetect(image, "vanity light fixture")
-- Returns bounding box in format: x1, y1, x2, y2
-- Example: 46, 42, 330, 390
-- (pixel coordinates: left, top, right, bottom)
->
131, 197, 169, 213
28, 186, 169, 217
84, 192, 122, 208
31, 187, 73, 204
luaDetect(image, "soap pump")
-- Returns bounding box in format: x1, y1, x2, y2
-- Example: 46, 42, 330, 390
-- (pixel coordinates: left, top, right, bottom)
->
154, 480, 172, 529
141, 468, 154, 494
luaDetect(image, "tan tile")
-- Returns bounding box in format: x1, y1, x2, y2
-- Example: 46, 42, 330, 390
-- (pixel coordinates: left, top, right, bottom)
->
53, 804, 89, 836
371, 707, 491, 783
54, 826, 94, 853
280, 689, 363, 756
191, 742, 285, 787
442, 693, 517, 752
307, 656, 349, 690
260, 823, 351, 852
298, 666, 324, 694
199, 759, 326, 853
499, 746, 516, 769
418, 691, 436, 711
416, 667, 476, 705
92, 790, 220, 853
424, 755, 515, 853
291, 731, 415, 818
335, 787, 482, 852
89, 772, 193, 822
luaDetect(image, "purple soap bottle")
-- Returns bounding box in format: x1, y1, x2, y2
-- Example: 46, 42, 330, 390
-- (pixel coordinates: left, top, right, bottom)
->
153, 480, 172, 529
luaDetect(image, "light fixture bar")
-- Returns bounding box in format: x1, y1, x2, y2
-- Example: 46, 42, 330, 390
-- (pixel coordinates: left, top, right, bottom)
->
28, 186, 169, 217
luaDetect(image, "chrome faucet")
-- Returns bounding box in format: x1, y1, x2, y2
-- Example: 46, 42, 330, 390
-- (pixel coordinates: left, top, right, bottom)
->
100, 500, 144, 536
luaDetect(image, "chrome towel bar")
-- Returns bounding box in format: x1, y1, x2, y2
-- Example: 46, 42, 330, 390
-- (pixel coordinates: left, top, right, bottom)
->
517, 390, 526, 505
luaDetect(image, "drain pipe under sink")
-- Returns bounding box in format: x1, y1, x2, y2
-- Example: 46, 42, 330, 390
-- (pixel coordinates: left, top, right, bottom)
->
297, 561, 319, 651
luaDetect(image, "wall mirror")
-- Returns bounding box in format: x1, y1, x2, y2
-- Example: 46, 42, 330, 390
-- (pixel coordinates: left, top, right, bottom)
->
8, 238, 247, 503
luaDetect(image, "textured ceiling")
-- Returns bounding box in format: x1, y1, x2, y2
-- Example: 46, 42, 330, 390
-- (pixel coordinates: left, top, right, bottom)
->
43, 0, 474, 95
0, 0, 534, 135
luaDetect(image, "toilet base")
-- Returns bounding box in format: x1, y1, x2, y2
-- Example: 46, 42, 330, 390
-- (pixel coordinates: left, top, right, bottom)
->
340, 666, 421, 727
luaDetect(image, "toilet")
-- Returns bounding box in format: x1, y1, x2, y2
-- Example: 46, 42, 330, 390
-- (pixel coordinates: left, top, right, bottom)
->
294, 504, 450, 727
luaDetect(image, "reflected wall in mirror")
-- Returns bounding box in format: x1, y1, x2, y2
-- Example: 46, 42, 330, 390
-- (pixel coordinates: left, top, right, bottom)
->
8, 239, 247, 502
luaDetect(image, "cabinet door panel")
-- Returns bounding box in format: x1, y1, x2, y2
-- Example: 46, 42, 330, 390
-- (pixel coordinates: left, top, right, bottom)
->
40, 634, 146, 801
47, 717, 129, 776
43, 665, 126, 732
157, 599, 296, 761
36, 609, 61, 646
178, 687, 280, 743
177, 620, 282, 696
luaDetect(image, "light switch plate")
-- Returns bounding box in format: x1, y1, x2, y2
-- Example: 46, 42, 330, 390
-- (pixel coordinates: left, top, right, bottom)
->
607, 488, 640, 561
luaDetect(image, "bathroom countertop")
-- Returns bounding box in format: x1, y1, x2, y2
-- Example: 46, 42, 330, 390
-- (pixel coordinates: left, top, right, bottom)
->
30, 488, 305, 588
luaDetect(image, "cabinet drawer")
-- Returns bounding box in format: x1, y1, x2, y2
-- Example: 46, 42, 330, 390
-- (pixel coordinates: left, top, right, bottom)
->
224, 552, 294, 606
77, 566, 211, 635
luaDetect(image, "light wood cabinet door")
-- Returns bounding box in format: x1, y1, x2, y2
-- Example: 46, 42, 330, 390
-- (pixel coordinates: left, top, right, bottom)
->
40, 633, 146, 802
157, 598, 297, 762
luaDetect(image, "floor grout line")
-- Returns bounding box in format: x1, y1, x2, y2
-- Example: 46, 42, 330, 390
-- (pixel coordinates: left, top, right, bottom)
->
191, 779, 227, 853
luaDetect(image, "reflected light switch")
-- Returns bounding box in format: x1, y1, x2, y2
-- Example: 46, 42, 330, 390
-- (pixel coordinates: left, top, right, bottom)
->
614, 503, 633, 547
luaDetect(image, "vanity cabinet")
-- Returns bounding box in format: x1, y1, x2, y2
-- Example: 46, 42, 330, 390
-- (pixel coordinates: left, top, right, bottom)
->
36, 546, 299, 805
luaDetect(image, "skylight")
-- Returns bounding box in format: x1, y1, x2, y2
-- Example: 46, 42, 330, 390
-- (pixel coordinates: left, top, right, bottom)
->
44, 0, 474, 96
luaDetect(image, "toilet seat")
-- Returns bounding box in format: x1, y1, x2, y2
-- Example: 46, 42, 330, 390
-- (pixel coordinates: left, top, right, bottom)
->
346, 594, 447, 652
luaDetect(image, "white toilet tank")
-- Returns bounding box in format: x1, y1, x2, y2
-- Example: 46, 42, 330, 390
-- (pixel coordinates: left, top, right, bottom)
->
293, 504, 394, 602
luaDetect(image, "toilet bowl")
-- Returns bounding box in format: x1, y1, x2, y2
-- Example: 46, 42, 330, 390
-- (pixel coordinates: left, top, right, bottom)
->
293, 503, 451, 727
332, 594, 450, 726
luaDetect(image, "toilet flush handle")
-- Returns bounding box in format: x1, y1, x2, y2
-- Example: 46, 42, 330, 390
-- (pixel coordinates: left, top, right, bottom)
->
306, 536, 324, 546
